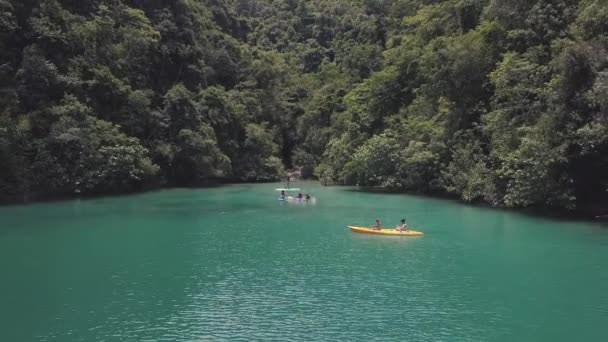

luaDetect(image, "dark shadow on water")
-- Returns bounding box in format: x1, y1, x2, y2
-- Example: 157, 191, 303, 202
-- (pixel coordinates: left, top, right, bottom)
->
3, 181, 607, 228
0, 183, 227, 208
344, 186, 608, 227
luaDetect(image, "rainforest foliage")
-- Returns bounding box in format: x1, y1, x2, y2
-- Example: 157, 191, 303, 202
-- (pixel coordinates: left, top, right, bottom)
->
1, 0, 607, 211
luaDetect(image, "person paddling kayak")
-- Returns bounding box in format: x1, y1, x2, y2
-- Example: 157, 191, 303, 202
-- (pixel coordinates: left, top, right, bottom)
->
373, 219, 381, 230
395, 219, 409, 232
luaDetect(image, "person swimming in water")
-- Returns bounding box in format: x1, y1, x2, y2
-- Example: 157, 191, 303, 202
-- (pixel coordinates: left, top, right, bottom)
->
305, 193, 311, 202
297, 193, 303, 201
279, 190, 286, 200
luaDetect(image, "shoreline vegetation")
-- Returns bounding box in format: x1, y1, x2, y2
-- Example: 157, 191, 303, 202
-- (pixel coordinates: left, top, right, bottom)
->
1, 1, 607, 218
2, 176, 607, 223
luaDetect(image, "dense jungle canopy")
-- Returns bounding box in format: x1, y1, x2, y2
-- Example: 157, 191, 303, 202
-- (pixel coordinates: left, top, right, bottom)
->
1, 0, 607, 213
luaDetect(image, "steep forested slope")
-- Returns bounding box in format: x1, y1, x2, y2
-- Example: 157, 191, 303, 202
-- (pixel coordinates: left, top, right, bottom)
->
1, 0, 607, 213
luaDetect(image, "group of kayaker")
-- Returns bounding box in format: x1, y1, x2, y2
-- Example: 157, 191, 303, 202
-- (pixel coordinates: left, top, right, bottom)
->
279, 178, 417, 233
279, 190, 312, 203
372, 218, 409, 232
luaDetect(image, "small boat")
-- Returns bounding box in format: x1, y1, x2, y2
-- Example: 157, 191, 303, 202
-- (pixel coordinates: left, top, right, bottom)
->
348, 226, 423, 236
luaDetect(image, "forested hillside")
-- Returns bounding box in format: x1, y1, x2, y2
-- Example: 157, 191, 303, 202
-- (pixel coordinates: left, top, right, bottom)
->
1, 0, 607, 213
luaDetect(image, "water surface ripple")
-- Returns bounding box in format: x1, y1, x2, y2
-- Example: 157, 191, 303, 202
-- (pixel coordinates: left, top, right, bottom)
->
1, 183, 607, 341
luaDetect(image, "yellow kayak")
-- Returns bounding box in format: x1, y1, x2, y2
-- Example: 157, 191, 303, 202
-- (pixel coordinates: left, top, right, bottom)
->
348, 226, 423, 236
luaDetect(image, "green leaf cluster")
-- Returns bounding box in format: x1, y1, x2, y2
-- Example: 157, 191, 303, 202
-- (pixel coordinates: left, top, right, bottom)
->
1, 0, 606, 212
